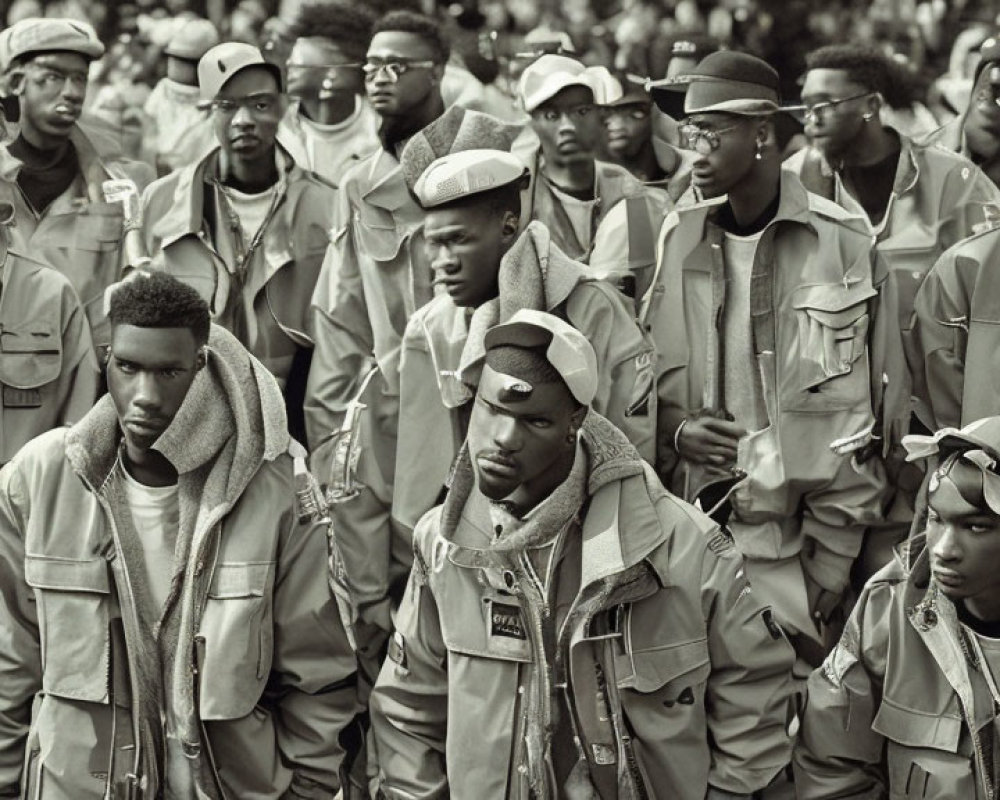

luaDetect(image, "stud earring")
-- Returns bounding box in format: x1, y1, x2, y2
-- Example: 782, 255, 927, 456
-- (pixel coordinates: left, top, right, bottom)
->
862, 112, 874, 121
755, 140, 764, 161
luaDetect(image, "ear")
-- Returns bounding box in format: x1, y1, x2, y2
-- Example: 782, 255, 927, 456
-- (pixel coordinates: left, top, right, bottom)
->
756, 117, 775, 148
430, 62, 445, 85
195, 346, 208, 371
500, 210, 519, 242
6, 69, 25, 97
569, 404, 588, 432
868, 92, 884, 115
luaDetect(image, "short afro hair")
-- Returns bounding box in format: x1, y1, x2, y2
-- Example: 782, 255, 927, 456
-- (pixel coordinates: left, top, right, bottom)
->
805, 44, 893, 97
371, 10, 450, 64
108, 271, 211, 345
290, 2, 376, 59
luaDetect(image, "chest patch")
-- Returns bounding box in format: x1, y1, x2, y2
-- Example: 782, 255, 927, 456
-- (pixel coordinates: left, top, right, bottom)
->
490, 601, 527, 640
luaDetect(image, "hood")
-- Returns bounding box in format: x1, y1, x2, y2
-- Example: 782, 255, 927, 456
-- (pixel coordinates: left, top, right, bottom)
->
66, 324, 288, 500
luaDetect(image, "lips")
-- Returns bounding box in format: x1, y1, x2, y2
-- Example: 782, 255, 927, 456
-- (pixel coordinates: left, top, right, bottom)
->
932, 569, 965, 589
556, 139, 581, 154
230, 135, 260, 148
477, 454, 519, 480
51, 105, 80, 123
123, 418, 166, 439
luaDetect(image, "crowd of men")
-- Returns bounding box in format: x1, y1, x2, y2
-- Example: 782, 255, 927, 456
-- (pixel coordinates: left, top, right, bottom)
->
4, 2, 1000, 798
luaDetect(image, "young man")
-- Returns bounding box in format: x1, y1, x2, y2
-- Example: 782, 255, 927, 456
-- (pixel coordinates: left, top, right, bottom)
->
0, 271, 357, 799
517, 54, 667, 288
642, 51, 886, 663
0, 199, 98, 465
278, 1, 380, 186
920, 36, 1000, 188
139, 42, 334, 441
786, 45, 1000, 517
142, 16, 219, 177
370, 310, 796, 800
0, 17, 154, 355
795, 416, 1000, 799
305, 10, 449, 457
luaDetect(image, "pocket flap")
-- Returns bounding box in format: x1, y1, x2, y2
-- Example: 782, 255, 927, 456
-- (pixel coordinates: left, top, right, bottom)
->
25, 555, 110, 593
208, 562, 272, 599
872, 697, 962, 752
792, 282, 876, 315
0, 322, 63, 389
626, 638, 710, 693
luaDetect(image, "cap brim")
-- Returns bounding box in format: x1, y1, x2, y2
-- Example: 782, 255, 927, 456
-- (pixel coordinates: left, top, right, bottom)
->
484, 320, 553, 352
524, 76, 593, 112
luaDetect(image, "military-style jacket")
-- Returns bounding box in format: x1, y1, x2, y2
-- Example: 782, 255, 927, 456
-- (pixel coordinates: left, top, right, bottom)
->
371, 414, 796, 800
795, 536, 999, 800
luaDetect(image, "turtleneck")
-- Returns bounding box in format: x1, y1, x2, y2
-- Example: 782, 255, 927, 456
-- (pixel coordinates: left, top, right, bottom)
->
9, 133, 79, 214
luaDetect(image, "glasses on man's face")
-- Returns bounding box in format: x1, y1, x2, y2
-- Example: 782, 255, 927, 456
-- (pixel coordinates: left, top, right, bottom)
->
211, 94, 281, 117
679, 121, 744, 155
362, 57, 436, 82
801, 92, 872, 124
287, 61, 364, 72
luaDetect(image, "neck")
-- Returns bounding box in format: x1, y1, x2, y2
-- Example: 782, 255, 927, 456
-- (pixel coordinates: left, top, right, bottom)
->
19, 119, 69, 153
964, 595, 1000, 627
380, 91, 445, 150
123, 445, 178, 488
508, 447, 576, 518
544, 156, 596, 195
223, 146, 279, 192
622, 141, 665, 182
302, 92, 357, 125
837, 123, 898, 168
728, 163, 780, 228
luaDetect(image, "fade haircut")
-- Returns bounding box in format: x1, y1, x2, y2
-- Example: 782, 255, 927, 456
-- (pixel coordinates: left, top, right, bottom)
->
805, 44, 894, 97
109, 271, 211, 345
485, 343, 580, 410
290, 2, 376, 59
372, 10, 450, 64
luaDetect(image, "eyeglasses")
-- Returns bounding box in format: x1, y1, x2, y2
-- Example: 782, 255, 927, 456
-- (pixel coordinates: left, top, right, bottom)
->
287, 61, 364, 72
679, 121, 744, 155
362, 58, 436, 82
802, 92, 873, 123
211, 94, 281, 117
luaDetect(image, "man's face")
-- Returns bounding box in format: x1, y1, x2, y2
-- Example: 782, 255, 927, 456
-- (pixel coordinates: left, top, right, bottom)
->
468, 364, 583, 511
17, 52, 89, 142
964, 65, 1000, 162
364, 31, 441, 119
603, 101, 652, 161
927, 468, 1000, 612
531, 85, 601, 168
424, 200, 515, 308
685, 112, 758, 198
800, 68, 873, 161
286, 38, 363, 102
107, 325, 204, 465
211, 66, 283, 161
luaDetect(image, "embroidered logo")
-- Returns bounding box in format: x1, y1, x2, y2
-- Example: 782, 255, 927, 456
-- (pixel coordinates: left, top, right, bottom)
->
490, 602, 527, 640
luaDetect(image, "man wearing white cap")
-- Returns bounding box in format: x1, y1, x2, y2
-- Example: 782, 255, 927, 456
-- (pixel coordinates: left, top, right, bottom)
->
517, 54, 666, 296
0, 17, 154, 355
641, 51, 887, 667
138, 41, 335, 442
142, 17, 220, 176
370, 309, 796, 800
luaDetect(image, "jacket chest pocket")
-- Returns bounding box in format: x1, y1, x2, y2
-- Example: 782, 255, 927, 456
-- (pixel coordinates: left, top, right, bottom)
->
72, 205, 124, 253
873, 699, 975, 799
197, 561, 275, 721
0, 321, 63, 406
24, 555, 111, 703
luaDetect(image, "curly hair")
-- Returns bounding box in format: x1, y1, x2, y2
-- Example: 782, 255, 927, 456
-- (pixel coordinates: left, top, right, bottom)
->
109, 271, 211, 344
289, 2, 376, 58
371, 10, 450, 64
805, 44, 894, 97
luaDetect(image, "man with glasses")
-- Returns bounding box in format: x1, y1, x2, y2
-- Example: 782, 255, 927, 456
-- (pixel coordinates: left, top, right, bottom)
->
642, 51, 886, 671
921, 36, 1000, 188
787, 44, 1000, 580
279, 1, 380, 187
0, 18, 154, 358
306, 11, 449, 469
139, 42, 335, 442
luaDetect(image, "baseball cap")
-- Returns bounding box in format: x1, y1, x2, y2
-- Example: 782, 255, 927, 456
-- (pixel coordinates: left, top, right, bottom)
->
598, 72, 651, 108
413, 149, 527, 208
518, 54, 597, 112
484, 309, 599, 407
165, 18, 219, 61
6, 18, 104, 65
197, 41, 282, 104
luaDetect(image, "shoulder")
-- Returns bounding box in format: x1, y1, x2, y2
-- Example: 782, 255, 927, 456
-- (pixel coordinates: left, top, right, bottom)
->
5, 428, 73, 482
403, 295, 457, 343
411, 505, 446, 573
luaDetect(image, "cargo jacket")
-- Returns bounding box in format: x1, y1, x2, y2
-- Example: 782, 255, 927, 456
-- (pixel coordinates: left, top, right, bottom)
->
371, 413, 796, 800
640, 170, 887, 595
0, 247, 98, 465
795, 536, 1000, 800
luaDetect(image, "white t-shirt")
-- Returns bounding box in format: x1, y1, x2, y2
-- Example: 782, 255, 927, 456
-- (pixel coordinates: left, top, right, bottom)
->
122, 469, 179, 612
723, 230, 767, 431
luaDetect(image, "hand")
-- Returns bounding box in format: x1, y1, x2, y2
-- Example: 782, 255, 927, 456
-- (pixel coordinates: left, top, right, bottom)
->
676, 416, 747, 466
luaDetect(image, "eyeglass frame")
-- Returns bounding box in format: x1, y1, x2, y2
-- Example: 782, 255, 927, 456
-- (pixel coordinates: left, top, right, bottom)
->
286, 61, 364, 71
679, 120, 746, 154
801, 92, 874, 124
362, 57, 437, 82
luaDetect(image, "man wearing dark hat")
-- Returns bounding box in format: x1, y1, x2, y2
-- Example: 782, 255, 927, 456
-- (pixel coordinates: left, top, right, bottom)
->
138, 41, 335, 442
278, 1, 380, 186
370, 308, 796, 800
0, 17, 154, 356
921, 35, 1000, 187
641, 50, 887, 665
788, 43, 1000, 577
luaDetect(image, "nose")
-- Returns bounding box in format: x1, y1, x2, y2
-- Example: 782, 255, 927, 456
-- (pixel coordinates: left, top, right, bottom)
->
60, 77, 85, 102
131, 372, 161, 412
931, 520, 962, 564
557, 112, 575, 135
492, 414, 522, 453
231, 103, 254, 128
429, 243, 459, 274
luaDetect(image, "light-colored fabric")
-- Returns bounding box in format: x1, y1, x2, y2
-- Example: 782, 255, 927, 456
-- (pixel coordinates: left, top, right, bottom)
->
278, 98, 380, 187
122, 468, 179, 612
217, 183, 275, 249
722, 231, 766, 432
142, 79, 216, 175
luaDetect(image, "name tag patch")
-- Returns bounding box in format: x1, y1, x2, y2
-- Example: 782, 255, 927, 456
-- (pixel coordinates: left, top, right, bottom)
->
3, 386, 41, 408
490, 602, 527, 640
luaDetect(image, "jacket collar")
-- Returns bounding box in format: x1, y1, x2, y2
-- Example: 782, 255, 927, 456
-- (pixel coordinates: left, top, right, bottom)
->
360, 148, 422, 215
0, 124, 114, 200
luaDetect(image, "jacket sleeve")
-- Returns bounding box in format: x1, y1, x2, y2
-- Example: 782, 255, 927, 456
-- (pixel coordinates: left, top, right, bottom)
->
0, 462, 40, 796
369, 513, 449, 800
936, 163, 1000, 252
56, 281, 100, 425
700, 533, 797, 794
304, 190, 375, 457
793, 577, 893, 799
271, 505, 359, 797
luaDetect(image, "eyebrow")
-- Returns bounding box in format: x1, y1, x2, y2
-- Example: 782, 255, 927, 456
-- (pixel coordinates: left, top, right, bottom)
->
425, 224, 468, 238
